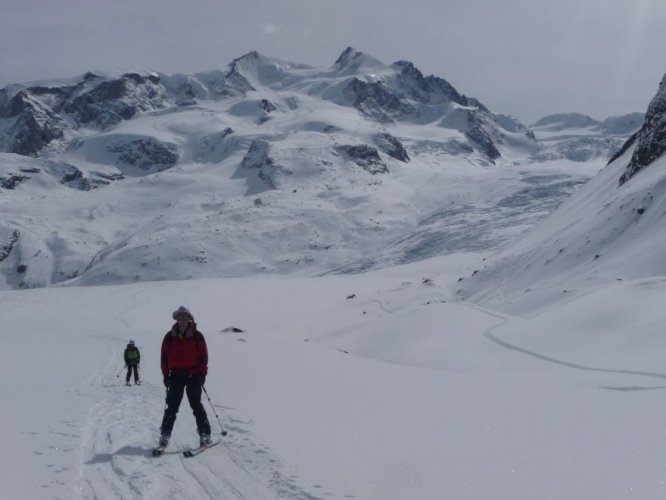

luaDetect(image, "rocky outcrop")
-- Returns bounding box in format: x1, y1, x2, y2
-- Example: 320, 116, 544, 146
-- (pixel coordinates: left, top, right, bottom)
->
0, 161, 124, 192
440, 107, 501, 161
64, 73, 167, 129
334, 47, 384, 75
1, 89, 66, 156
0, 73, 168, 156
237, 139, 277, 190
343, 78, 409, 123
221, 52, 259, 97
0, 229, 20, 262
391, 60, 469, 107
107, 137, 180, 173
618, 74, 666, 185
336, 144, 388, 174
374, 133, 410, 162
174, 82, 198, 106
0, 173, 30, 189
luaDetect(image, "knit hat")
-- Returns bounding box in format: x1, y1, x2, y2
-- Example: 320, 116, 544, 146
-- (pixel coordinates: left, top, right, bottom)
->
128, 340, 135, 346
172, 306, 194, 321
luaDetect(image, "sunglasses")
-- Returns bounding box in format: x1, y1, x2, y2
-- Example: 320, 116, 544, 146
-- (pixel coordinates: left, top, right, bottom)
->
175, 315, 192, 321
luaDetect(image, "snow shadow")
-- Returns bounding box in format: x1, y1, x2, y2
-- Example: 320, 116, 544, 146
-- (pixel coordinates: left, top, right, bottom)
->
85, 445, 149, 464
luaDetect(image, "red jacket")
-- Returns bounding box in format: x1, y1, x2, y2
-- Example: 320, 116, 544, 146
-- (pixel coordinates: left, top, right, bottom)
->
161, 323, 208, 376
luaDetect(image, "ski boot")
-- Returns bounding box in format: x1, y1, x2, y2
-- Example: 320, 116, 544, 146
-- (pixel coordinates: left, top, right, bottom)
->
200, 433, 212, 447
159, 433, 171, 447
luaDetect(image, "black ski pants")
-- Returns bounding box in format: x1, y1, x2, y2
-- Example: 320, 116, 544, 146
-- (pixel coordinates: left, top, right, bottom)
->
160, 373, 211, 435
126, 364, 139, 383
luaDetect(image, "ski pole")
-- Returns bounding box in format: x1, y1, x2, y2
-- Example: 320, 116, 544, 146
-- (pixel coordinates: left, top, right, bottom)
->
202, 385, 228, 436
115, 365, 126, 378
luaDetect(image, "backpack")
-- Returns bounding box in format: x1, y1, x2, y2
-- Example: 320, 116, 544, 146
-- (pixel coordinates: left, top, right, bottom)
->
126, 348, 139, 361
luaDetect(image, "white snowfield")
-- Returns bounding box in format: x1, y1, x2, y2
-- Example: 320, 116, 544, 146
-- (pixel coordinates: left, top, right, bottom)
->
5, 250, 666, 500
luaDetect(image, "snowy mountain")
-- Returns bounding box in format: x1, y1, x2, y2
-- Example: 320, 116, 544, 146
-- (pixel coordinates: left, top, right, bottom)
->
532, 112, 602, 131
0, 48, 596, 290
458, 74, 666, 313
0, 48, 535, 162
529, 112, 643, 162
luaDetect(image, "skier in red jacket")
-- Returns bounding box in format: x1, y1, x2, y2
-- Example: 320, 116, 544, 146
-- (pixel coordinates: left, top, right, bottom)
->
158, 306, 211, 448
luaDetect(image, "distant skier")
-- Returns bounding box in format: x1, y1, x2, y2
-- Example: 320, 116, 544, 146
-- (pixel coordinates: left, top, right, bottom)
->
158, 306, 212, 448
124, 340, 141, 385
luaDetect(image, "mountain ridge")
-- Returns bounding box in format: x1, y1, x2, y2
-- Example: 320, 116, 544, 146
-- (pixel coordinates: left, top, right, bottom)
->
0, 48, 646, 290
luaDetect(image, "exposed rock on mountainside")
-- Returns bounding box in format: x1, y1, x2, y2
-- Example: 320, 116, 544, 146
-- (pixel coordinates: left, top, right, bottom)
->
335, 144, 388, 174
619, 75, 666, 185
236, 139, 278, 192
0, 229, 20, 262
343, 78, 408, 123
373, 133, 410, 162
64, 73, 167, 128
1, 89, 66, 155
0, 157, 122, 192
106, 137, 180, 173
440, 108, 501, 160
0, 72, 168, 156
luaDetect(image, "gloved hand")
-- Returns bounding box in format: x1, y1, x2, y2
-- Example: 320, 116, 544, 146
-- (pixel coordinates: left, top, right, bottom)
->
163, 375, 171, 387
194, 373, 206, 386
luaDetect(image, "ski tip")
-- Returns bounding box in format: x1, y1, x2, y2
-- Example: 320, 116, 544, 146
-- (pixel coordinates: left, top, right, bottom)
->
182, 440, 221, 457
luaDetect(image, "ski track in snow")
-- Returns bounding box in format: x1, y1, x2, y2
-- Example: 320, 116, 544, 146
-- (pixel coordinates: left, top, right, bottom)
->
74, 341, 331, 500
475, 305, 666, 388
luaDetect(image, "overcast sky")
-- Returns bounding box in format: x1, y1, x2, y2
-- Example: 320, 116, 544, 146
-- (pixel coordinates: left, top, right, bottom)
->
1, 0, 664, 124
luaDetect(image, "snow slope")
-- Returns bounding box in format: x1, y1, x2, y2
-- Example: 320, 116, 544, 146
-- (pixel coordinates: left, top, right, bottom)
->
6, 253, 666, 500
459, 138, 666, 315
455, 74, 666, 313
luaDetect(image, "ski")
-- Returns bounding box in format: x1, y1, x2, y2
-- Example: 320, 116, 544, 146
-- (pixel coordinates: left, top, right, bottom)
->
183, 440, 221, 457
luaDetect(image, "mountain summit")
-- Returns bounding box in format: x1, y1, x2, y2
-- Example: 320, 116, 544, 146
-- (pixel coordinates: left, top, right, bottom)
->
333, 47, 385, 75
0, 48, 536, 163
